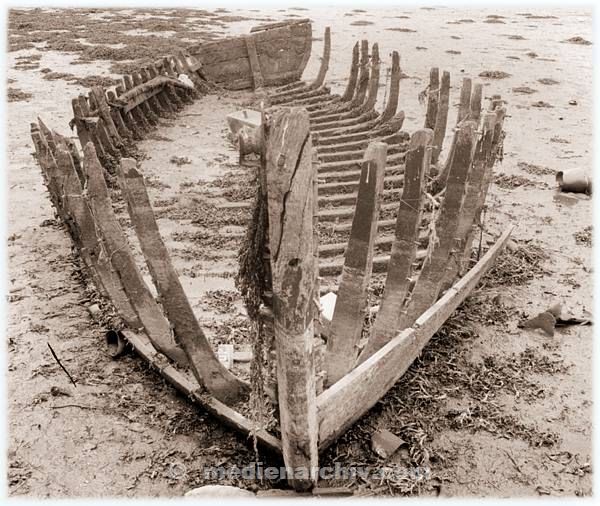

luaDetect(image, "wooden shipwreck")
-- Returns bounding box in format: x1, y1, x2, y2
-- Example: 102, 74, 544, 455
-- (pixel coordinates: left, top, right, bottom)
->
30, 20, 511, 491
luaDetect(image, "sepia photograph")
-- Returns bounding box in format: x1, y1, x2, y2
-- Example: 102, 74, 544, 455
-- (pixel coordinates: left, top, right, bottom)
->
3, 0, 594, 500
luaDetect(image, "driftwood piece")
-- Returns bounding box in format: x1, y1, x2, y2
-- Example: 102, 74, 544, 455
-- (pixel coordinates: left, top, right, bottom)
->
397, 121, 477, 330
431, 70, 450, 164
358, 130, 432, 362
264, 108, 318, 491
316, 226, 515, 450
81, 143, 187, 366
116, 158, 248, 405
324, 142, 387, 386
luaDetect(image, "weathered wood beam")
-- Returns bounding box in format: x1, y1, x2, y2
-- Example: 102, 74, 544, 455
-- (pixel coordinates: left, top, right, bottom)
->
117, 158, 249, 405
379, 51, 401, 124
316, 225, 514, 451
341, 42, 360, 102
431, 70, 450, 165
424, 67, 439, 130
357, 129, 432, 363
265, 108, 318, 491
396, 120, 477, 330
311, 27, 331, 89
324, 142, 387, 386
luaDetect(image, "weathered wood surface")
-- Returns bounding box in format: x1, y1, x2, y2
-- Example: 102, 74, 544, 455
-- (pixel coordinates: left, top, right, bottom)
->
457, 77, 472, 124
189, 21, 312, 90
396, 121, 477, 331
311, 27, 331, 89
359, 43, 380, 113
121, 329, 282, 454
324, 143, 387, 387
264, 108, 318, 490
424, 67, 439, 130
431, 70, 450, 164
357, 130, 432, 363
81, 143, 187, 366
117, 158, 249, 405
341, 42, 360, 102
316, 225, 515, 450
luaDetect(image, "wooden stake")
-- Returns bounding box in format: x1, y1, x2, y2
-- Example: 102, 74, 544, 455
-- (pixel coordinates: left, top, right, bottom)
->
357, 130, 432, 362
457, 77, 472, 124
264, 108, 318, 491
311, 27, 331, 89
325, 142, 387, 386
359, 43, 380, 114
350, 40, 370, 108
341, 42, 360, 102
378, 51, 400, 124
470, 83, 483, 123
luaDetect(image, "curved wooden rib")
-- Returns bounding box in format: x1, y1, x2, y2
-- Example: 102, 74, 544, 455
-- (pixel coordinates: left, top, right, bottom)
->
378, 51, 401, 125
424, 67, 439, 130
358, 43, 380, 114
431, 70, 450, 165
396, 121, 477, 331
317, 225, 515, 451
357, 129, 432, 363
311, 26, 331, 89
341, 42, 360, 102
117, 159, 249, 405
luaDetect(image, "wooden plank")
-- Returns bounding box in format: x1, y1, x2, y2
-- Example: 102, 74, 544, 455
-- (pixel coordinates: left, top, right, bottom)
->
121, 329, 282, 455
324, 142, 387, 386
316, 225, 515, 450
81, 143, 187, 366
245, 36, 264, 90
264, 108, 318, 491
424, 67, 439, 130
116, 158, 248, 405
431, 70, 450, 164
357, 130, 432, 363
396, 121, 477, 330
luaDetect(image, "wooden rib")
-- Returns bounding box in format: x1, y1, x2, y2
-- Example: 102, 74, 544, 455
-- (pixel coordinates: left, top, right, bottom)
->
264, 108, 318, 491
121, 329, 282, 454
140, 68, 166, 117
147, 64, 176, 114
424, 67, 439, 130
396, 120, 477, 330
77, 95, 106, 158
52, 144, 141, 326
116, 158, 248, 404
316, 225, 514, 451
71, 98, 93, 151
358, 43, 380, 114
357, 129, 432, 363
341, 42, 360, 102
123, 75, 151, 131
324, 142, 387, 386
379, 51, 401, 124
81, 142, 187, 366
457, 77, 472, 124
431, 70, 450, 165
440, 112, 496, 289
115, 82, 143, 138
160, 58, 185, 108
311, 26, 331, 89
90, 86, 122, 147
470, 83, 483, 123
106, 90, 133, 141
131, 72, 159, 125
350, 40, 370, 107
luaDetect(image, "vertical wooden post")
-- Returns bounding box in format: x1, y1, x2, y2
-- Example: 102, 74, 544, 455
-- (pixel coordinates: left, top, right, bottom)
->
470, 83, 483, 123
359, 43, 380, 113
350, 40, 370, 107
431, 70, 450, 164
245, 37, 265, 90
424, 67, 439, 130
357, 130, 432, 362
325, 142, 387, 386
264, 108, 318, 491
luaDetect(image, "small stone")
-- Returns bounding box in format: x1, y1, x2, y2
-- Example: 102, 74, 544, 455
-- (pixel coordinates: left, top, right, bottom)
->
185, 485, 255, 498
371, 429, 406, 459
